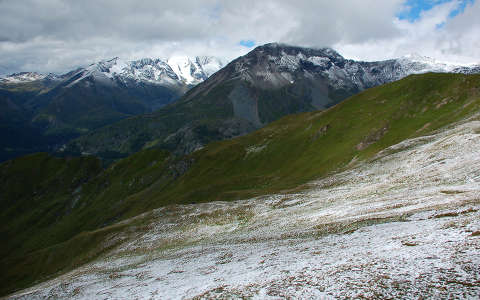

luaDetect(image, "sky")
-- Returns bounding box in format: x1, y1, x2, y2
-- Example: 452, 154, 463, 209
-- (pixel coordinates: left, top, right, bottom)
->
0, 0, 478, 75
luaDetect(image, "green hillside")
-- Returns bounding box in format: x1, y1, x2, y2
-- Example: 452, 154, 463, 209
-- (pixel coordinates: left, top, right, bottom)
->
1, 73, 480, 296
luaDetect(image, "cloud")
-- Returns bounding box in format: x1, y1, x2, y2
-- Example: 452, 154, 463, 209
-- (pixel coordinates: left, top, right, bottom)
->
397, 0, 454, 21
0, 0, 478, 75
336, 0, 479, 64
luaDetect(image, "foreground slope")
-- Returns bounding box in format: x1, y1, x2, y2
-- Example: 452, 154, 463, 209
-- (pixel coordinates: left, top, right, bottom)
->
9, 103, 480, 299
66, 44, 480, 158
1, 73, 480, 295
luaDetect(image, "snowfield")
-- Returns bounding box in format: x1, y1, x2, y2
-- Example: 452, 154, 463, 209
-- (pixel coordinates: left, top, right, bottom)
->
9, 117, 480, 299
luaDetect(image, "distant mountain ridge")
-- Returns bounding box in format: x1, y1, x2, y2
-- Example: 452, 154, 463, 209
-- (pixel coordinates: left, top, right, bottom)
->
221, 43, 479, 94
0, 55, 224, 161
66, 43, 480, 158
0, 56, 225, 86
56, 55, 225, 89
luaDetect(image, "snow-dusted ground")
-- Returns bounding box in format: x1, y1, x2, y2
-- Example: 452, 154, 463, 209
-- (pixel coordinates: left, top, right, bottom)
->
8, 117, 480, 299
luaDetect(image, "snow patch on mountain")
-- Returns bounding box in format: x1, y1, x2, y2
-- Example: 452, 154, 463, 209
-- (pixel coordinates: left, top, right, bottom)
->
167, 56, 225, 85
167, 56, 200, 85
307, 56, 330, 68
275, 52, 302, 71
66, 58, 119, 88
196, 56, 225, 78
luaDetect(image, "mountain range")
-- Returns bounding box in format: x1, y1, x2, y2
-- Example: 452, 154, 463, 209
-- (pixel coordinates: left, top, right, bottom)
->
2, 44, 479, 163
63, 43, 480, 158
0, 56, 225, 86
0, 56, 224, 161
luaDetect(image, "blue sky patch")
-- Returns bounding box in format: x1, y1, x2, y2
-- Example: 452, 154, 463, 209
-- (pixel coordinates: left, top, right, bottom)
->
239, 40, 255, 48
398, 0, 474, 22
449, 0, 475, 17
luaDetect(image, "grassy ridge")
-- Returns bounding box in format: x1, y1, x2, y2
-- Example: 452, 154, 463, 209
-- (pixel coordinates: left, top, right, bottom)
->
129, 73, 480, 206
1, 73, 480, 296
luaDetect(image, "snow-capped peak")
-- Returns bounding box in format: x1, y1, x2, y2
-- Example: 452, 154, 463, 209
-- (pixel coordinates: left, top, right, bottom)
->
62, 56, 225, 88
0, 72, 46, 83
167, 56, 224, 85
195, 56, 224, 78
167, 56, 198, 85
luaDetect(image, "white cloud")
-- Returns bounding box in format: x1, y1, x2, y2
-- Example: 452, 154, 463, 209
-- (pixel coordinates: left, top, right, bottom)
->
336, 0, 480, 64
0, 0, 478, 75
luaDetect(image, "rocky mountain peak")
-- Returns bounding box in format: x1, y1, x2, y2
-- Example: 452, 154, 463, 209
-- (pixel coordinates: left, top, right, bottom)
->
251, 43, 344, 61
